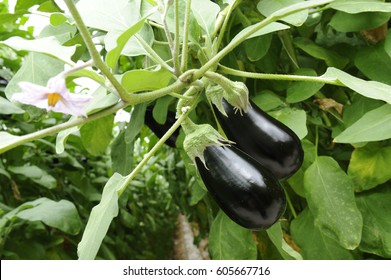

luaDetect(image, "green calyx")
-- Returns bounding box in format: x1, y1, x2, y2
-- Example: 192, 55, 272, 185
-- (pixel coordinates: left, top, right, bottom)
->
204, 72, 249, 115
182, 118, 230, 166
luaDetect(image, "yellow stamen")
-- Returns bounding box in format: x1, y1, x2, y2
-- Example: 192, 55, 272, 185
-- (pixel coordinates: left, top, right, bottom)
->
47, 93, 61, 107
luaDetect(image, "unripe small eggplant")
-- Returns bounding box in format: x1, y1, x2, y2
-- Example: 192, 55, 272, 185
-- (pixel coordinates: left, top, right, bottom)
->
214, 99, 303, 179
196, 144, 286, 230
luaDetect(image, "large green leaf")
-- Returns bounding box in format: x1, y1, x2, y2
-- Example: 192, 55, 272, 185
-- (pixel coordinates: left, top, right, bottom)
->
16, 198, 82, 235
125, 103, 147, 144
0, 36, 76, 64
233, 22, 290, 43
304, 156, 363, 249
294, 38, 349, 68
111, 130, 134, 176
78, 173, 127, 259
268, 108, 307, 140
106, 9, 156, 69
348, 144, 391, 191
291, 208, 356, 260
80, 115, 114, 156
9, 165, 57, 189
1, 197, 81, 235
266, 222, 303, 260
121, 67, 173, 93
334, 104, 391, 143
329, 12, 390, 32
286, 68, 325, 103
5, 53, 64, 100
328, 0, 391, 13
191, 0, 220, 39
355, 42, 391, 85
0, 132, 21, 155
0, 96, 24, 114
257, 0, 308, 26
322, 67, 391, 104
208, 211, 257, 260
356, 186, 391, 258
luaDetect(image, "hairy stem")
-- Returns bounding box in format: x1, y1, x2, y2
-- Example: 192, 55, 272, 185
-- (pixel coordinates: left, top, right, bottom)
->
191, 0, 335, 81
180, 0, 192, 73
118, 87, 200, 196
63, 0, 131, 102
218, 65, 343, 86
0, 101, 127, 155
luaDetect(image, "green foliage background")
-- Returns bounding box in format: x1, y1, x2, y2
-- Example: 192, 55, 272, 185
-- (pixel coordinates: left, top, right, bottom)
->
1, 0, 391, 260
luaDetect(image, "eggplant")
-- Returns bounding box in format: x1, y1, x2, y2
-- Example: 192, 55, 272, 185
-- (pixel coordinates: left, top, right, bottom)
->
196, 144, 286, 230
144, 106, 179, 148
214, 99, 303, 179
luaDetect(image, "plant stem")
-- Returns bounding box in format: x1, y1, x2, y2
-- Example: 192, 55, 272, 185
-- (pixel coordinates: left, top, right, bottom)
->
173, 0, 181, 75
180, 0, 192, 73
284, 188, 297, 219
63, 0, 131, 102
118, 88, 200, 196
218, 65, 343, 85
135, 34, 175, 74
0, 101, 127, 155
191, 0, 334, 81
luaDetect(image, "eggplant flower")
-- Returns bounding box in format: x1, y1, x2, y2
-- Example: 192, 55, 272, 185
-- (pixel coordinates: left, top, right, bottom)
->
12, 78, 92, 117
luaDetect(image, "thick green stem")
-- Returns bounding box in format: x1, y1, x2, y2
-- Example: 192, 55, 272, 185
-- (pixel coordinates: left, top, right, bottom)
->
63, 0, 131, 102
173, 0, 181, 75
0, 101, 127, 155
218, 65, 343, 86
191, 0, 335, 81
180, 0, 192, 73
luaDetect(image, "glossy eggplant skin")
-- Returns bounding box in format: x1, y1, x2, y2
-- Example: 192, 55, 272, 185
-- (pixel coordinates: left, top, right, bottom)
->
144, 107, 179, 148
214, 99, 304, 179
196, 145, 286, 230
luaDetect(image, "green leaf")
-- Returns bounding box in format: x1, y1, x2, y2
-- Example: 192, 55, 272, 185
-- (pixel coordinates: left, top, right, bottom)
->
304, 156, 363, 249
354, 42, 391, 85
208, 211, 257, 260
0, 132, 21, 154
0, 36, 76, 64
121, 67, 173, 93
76, 0, 137, 31
9, 165, 57, 189
85, 87, 119, 115
80, 115, 114, 156
356, 186, 391, 258
257, 0, 308, 26
233, 22, 290, 43
125, 103, 147, 144
334, 104, 391, 143
78, 173, 127, 260
348, 144, 391, 191
266, 222, 303, 260
244, 34, 272, 62
152, 96, 174, 125
16, 198, 82, 235
55, 126, 79, 154
328, 0, 391, 14
0, 96, 24, 114
252, 90, 283, 111
15, 0, 47, 12
268, 108, 307, 140
111, 130, 134, 176
329, 12, 390, 32
322, 67, 391, 104
286, 68, 325, 103
191, 0, 220, 39
291, 208, 356, 260
294, 38, 349, 68
49, 13, 68, 27
106, 11, 154, 69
